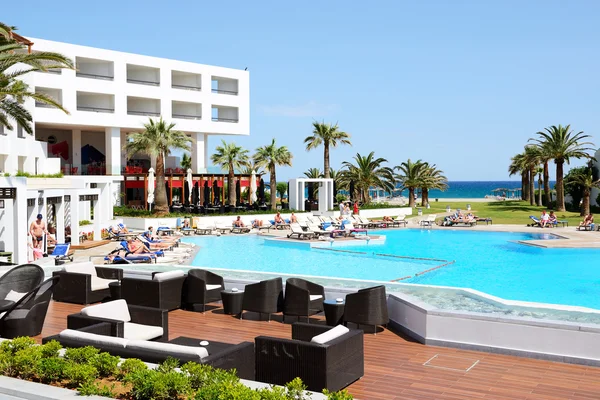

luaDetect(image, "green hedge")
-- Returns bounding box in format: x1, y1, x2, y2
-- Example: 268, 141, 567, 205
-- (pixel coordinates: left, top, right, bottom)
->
0, 337, 353, 399
114, 206, 307, 218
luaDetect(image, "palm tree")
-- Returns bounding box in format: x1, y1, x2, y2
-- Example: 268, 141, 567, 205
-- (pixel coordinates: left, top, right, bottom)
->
253, 139, 293, 210
535, 166, 544, 207
420, 164, 449, 205
532, 142, 553, 206
304, 121, 351, 178
303, 168, 322, 179
211, 140, 249, 207
395, 159, 426, 207
124, 118, 191, 215
240, 161, 265, 177
567, 170, 600, 216
340, 152, 395, 203
523, 146, 541, 206
508, 152, 528, 201
0, 23, 74, 134
180, 153, 192, 171
530, 125, 595, 211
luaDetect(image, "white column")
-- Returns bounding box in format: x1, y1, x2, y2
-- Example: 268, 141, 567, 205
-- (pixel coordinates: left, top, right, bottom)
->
56, 199, 65, 243
98, 183, 110, 222
70, 195, 80, 245
120, 131, 127, 168
105, 127, 122, 175
191, 133, 207, 172
93, 199, 101, 241
8, 179, 28, 264
72, 129, 82, 172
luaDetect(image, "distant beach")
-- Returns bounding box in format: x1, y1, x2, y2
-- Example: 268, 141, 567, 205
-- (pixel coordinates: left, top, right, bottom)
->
382, 181, 556, 200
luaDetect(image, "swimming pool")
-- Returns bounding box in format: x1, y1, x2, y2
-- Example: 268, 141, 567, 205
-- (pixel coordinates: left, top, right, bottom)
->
184, 230, 600, 310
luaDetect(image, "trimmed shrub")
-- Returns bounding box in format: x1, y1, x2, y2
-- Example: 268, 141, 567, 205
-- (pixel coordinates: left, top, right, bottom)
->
63, 362, 97, 388
37, 357, 67, 383
64, 346, 99, 364
92, 352, 120, 377
117, 357, 148, 379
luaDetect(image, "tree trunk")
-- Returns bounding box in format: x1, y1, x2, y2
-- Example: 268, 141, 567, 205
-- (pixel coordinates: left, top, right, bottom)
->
523, 172, 530, 202
537, 176, 542, 206
543, 161, 550, 206
408, 188, 415, 207
521, 173, 526, 200
556, 161, 565, 211
270, 165, 277, 211
154, 153, 168, 215
529, 167, 535, 206
228, 165, 236, 207
582, 189, 590, 217
422, 187, 429, 205
323, 142, 330, 179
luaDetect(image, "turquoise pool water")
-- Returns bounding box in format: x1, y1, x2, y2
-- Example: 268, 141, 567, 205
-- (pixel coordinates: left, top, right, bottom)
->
184, 230, 600, 310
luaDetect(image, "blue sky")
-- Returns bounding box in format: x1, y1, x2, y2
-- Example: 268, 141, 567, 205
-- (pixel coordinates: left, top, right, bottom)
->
6, 0, 599, 180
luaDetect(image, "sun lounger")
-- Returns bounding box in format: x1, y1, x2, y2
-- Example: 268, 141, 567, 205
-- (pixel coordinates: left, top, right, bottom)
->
120, 241, 163, 259
107, 227, 138, 241
232, 225, 251, 234
195, 226, 213, 235
307, 222, 329, 237
577, 223, 595, 231
528, 215, 542, 227
50, 243, 74, 265
287, 223, 316, 240
331, 222, 368, 237
214, 223, 232, 234
390, 216, 408, 227
103, 248, 155, 264
420, 214, 437, 227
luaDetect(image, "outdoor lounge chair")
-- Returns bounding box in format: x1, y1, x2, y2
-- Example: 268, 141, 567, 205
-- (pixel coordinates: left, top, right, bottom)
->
420, 214, 437, 227
107, 227, 137, 241
104, 248, 156, 264
241, 277, 284, 321
50, 243, 74, 265
215, 222, 232, 234
0, 264, 44, 311
120, 270, 187, 311
528, 215, 542, 227
331, 222, 367, 237
182, 269, 225, 312
391, 215, 408, 227
232, 225, 251, 234
52, 261, 123, 304
121, 240, 164, 258
287, 223, 316, 240
283, 278, 325, 322
343, 285, 389, 334
0, 276, 60, 338
307, 221, 330, 237
255, 323, 364, 392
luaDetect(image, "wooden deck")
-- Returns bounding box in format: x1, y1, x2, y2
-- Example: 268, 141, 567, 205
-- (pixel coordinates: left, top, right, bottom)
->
38, 301, 600, 400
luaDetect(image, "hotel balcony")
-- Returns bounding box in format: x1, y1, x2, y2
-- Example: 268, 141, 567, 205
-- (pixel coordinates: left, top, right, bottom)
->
211, 76, 238, 95
172, 70, 201, 91
35, 87, 62, 108
76, 57, 114, 80
212, 105, 239, 123
127, 96, 161, 117
76, 92, 115, 113
127, 64, 160, 86
172, 101, 202, 120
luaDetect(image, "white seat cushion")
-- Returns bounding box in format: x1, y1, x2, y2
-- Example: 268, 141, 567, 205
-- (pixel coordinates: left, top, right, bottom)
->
63, 262, 97, 277
126, 340, 208, 361
123, 322, 163, 341
309, 295, 323, 301
90, 276, 118, 291
81, 299, 131, 322
59, 329, 129, 349
0, 309, 29, 320
153, 270, 185, 282
310, 325, 350, 344
4, 290, 26, 302
206, 284, 222, 291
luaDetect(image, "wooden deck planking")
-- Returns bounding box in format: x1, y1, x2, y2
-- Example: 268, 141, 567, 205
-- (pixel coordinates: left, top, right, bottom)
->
36, 301, 600, 400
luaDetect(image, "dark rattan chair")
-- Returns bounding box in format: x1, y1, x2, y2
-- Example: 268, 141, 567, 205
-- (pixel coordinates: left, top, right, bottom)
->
255, 322, 364, 392
121, 272, 186, 311
0, 276, 60, 338
182, 269, 224, 312
343, 285, 389, 333
283, 278, 324, 323
241, 277, 283, 321
52, 264, 123, 305
0, 264, 44, 308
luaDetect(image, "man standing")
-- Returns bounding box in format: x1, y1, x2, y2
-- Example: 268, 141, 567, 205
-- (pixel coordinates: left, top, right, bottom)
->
30, 214, 49, 250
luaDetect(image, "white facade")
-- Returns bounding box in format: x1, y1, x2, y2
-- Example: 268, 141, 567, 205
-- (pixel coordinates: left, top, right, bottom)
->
0, 38, 250, 176
288, 178, 335, 214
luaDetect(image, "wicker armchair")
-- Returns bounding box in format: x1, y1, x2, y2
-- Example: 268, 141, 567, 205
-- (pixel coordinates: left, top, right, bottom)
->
0, 276, 59, 338
182, 269, 224, 312
283, 278, 324, 322
120, 271, 186, 311
52, 263, 123, 305
343, 285, 389, 333
241, 277, 283, 321
0, 264, 44, 307
255, 323, 364, 392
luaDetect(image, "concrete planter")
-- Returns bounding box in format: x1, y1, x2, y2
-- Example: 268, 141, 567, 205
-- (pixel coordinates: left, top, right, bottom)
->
0, 376, 111, 399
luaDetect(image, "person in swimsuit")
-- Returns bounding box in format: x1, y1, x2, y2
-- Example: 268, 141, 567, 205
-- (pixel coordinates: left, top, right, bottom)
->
29, 214, 48, 249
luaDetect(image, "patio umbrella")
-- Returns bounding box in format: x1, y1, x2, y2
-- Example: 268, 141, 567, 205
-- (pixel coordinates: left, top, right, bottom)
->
213, 180, 220, 204
147, 168, 155, 212
192, 182, 200, 205
186, 169, 193, 204
259, 178, 265, 204
203, 181, 210, 206
250, 170, 258, 204
235, 179, 241, 205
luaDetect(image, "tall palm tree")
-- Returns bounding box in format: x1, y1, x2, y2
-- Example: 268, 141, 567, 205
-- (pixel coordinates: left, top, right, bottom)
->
420, 164, 449, 205
304, 121, 351, 179
124, 118, 191, 215
304, 167, 323, 199
340, 152, 395, 203
180, 153, 192, 171
394, 159, 426, 207
567, 170, 600, 216
535, 166, 544, 207
532, 142, 553, 206
240, 161, 265, 177
211, 140, 249, 207
0, 23, 74, 133
254, 139, 293, 210
508, 152, 528, 201
523, 145, 541, 206
530, 125, 595, 211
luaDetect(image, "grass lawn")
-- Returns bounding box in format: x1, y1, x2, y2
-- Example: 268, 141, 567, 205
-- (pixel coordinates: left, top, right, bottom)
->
411, 200, 584, 226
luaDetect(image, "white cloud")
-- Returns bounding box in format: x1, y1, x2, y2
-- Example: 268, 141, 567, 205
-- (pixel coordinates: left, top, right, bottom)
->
258, 101, 340, 117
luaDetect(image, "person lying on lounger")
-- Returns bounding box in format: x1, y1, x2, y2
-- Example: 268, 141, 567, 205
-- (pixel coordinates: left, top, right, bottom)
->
540, 210, 550, 228
579, 214, 594, 228
290, 212, 298, 223
252, 219, 264, 228
274, 212, 285, 225
233, 216, 245, 227
127, 238, 153, 254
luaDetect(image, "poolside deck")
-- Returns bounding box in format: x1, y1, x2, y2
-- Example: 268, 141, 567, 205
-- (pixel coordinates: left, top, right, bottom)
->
37, 300, 600, 400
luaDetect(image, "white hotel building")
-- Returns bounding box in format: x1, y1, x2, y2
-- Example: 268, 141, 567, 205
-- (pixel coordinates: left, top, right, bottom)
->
0, 37, 250, 264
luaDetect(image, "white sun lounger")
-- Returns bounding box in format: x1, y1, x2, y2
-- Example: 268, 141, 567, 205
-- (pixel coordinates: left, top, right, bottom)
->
420, 214, 437, 227
287, 223, 316, 240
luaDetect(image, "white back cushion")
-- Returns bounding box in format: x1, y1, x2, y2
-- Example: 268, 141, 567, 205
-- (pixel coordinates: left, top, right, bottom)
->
153, 270, 185, 282
81, 299, 131, 322
4, 290, 26, 302
63, 262, 97, 277
126, 340, 208, 360
59, 329, 129, 349
310, 325, 350, 344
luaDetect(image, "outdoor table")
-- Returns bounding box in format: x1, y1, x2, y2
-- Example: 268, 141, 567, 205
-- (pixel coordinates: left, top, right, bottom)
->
558, 220, 568, 227
221, 290, 244, 316
323, 299, 345, 326
168, 336, 233, 355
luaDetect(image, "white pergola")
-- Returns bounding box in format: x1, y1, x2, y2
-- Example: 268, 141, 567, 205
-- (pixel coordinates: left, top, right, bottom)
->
288, 178, 334, 214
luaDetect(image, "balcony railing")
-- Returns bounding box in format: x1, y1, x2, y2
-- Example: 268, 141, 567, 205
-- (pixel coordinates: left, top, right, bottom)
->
172, 84, 202, 91
77, 106, 115, 113
38, 69, 62, 75
212, 117, 239, 123
173, 113, 202, 120
211, 88, 238, 95
76, 72, 114, 80
127, 78, 160, 86
128, 110, 160, 117
35, 102, 58, 108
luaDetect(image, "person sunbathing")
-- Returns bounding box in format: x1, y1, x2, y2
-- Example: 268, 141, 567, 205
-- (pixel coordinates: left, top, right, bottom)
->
233, 216, 245, 227
540, 210, 549, 228
127, 238, 153, 254
290, 212, 298, 223
382, 216, 393, 222
548, 211, 557, 226
114, 223, 129, 234
252, 219, 264, 228
579, 214, 594, 228
146, 227, 178, 244
274, 212, 285, 225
